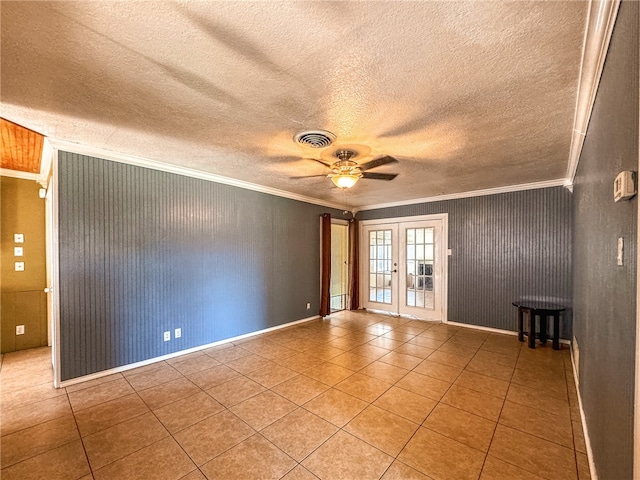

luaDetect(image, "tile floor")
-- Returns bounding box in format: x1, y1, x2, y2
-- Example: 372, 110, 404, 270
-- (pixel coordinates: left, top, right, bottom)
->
0, 310, 590, 480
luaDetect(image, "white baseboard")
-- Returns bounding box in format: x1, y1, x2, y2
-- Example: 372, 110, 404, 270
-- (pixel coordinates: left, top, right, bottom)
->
446, 320, 571, 345
58, 315, 320, 388
570, 343, 598, 480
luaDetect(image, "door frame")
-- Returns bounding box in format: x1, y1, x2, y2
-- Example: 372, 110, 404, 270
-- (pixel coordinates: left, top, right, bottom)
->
359, 213, 449, 322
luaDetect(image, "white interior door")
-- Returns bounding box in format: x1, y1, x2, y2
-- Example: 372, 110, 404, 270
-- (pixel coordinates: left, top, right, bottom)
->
362, 224, 399, 312
361, 216, 447, 321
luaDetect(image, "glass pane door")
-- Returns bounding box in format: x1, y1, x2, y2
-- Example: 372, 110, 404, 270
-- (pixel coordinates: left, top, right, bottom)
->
405, 227, 435, 309
362, 224, 398, 312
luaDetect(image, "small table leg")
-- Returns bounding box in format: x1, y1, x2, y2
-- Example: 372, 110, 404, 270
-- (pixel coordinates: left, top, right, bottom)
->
518, 308, 524, 342
528, 310, 536, 349
540, 314, 548, 346
552, 312, 560, 350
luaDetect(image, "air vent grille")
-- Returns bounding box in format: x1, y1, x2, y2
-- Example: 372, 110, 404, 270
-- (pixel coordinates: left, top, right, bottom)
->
293, 130, 336, 148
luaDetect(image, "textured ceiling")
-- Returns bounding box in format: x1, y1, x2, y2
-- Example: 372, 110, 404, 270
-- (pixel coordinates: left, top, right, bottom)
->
1, 1, 588, 208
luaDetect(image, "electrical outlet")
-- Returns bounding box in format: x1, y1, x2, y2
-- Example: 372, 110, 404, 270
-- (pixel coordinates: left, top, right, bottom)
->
306, 302, 311, 310
15, 262, 25, 272
14, 247, 23, 256
174, 328, 182, 338
163, 331, 171, 341
16, 325, 25, 335
14, 233, 24, 243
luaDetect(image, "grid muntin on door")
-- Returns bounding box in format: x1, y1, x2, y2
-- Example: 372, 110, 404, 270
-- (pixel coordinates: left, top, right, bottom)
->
405, 227, 435, 309
369, 229, 393, 304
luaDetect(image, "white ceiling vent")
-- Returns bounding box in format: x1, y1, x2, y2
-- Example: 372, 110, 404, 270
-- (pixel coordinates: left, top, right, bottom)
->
293, 130, 336, 148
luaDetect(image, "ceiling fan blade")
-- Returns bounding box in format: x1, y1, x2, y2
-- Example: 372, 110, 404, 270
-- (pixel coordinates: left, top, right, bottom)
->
362, 172, 398, 181
358, 155, 399, 171
306, 158, 332, 167
289, 174, 329, 179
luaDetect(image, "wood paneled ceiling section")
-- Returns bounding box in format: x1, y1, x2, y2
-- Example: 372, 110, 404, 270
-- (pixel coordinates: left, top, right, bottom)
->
1, 118, 44, 174
1, 2, 590, 207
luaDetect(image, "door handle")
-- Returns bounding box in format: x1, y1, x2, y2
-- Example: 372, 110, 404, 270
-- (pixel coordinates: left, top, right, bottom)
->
392, 269, 397, 273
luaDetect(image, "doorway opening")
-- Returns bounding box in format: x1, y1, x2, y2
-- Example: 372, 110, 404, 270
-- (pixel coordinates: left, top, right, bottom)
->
330, 221, 349, 312
360, 214, 448, 321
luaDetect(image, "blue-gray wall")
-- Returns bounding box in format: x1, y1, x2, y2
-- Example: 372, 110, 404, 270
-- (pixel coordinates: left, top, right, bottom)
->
358, 187, 573, 335
57, 152, 343, 381
572, 1, 638, 478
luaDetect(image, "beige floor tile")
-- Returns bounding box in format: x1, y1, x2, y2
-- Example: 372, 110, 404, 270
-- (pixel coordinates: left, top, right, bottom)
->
382, 330, 418, 342
307, 345, 347, 361
93, 436, 195, 480
74, 393, 149, 437
173, 410, 255, 466
303, 363, 354, 386
367, 336, 404, 350
186, 364, 240, 390
395, 371, 451, 401
499, 400, 573, 448
328, 352, 375, 370
281, 465, 320, 480
374, 386, 437, 424
245, 363, 298, 388
206, 375, 266, 407
65, 373, 124, 394
68, 378, 135, 412
170, 354, 221, 377
200, 433, 296, 480
284, 337, 324, 352
488, 425, 577, 480
448, 333, 489, 348
303, 388, 368, 427
83, 411, 168, 470
408, 335, 445, 350
465, 357, 514, 381
0, 440, 90, 480
413, 359, 463, 383
1, 415, 79, 468
261, 407, 338, 461
441, 384, 504, 421
573, 420, 587, 453
1, 394, 72, 437
349, 344, 390, 359
423, 403, 496, 452
302, 430, 393, 480
334, 372, 392, 402
577, 452, 591, 480
230, 390, 297, 430
137, 377, 200, 410
506, 382, 571, 418
1, 381, 66, 410
379, 351, 423, 370
345, 405, 420, 456
398, 427, 485, 480
394, 343, 435, 359
271, 374, 330, 405
359, 360, 410, 383
455, 370, 510, 398
381, 460, 434, 479
427, 350, 472, 368
473, 348, 519, 367
511, 368, 568, 398
273, 352, 327, 373
480, 456, 546, 480
180, 470, 207, 480
153, 391, 224, 433
203, 345, 250, 363
125, 363, 183, 391
225, 353, 275, 375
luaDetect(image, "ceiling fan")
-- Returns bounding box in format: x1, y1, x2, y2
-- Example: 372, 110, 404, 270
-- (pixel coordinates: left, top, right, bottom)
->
293, 149, 399, 189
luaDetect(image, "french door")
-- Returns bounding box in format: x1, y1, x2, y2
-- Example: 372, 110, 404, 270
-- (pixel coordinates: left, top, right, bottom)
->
361, 215, 447, 321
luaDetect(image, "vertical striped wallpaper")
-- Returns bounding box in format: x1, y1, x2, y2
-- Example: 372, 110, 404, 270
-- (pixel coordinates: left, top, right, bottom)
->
358, 187, 573, 335
57, 152, 343, 381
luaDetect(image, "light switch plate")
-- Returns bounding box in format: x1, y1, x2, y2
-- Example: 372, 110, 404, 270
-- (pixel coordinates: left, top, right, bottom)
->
14, 247, 23, 256
163, 331, 171, 341
14, 233, 24, 243
15, 262, 25, 272
174, 328, 182, 338
16, 325, 25, 335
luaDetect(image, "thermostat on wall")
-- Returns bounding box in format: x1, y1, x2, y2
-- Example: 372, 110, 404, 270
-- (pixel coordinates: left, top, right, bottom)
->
614, 171, 637, 202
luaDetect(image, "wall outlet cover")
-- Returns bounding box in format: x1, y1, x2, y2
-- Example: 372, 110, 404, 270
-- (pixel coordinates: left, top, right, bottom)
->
15, 262, 25, 272
174, 328, 182, 338
14, 233, 24, 243
14, 247, 24, 256
16, 325, 25, 335
163, 331, 171, 341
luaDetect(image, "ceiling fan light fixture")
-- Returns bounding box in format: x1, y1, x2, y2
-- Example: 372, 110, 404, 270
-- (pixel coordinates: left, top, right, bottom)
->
330, 173, 362, 189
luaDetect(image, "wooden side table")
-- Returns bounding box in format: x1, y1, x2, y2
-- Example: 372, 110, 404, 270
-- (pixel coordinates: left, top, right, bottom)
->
512, 301, 566, 350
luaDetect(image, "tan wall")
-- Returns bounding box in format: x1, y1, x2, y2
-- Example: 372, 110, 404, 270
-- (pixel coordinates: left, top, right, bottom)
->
1, 176, 47, 353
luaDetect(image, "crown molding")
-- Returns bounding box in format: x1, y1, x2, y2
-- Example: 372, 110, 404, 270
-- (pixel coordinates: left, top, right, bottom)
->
567, 0, 621, 182
358, 178, 570, 212
46, 138, 346, 211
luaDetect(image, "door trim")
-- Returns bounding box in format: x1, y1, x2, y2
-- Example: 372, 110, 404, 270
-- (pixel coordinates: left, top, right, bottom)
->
359, 213, 448, 322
